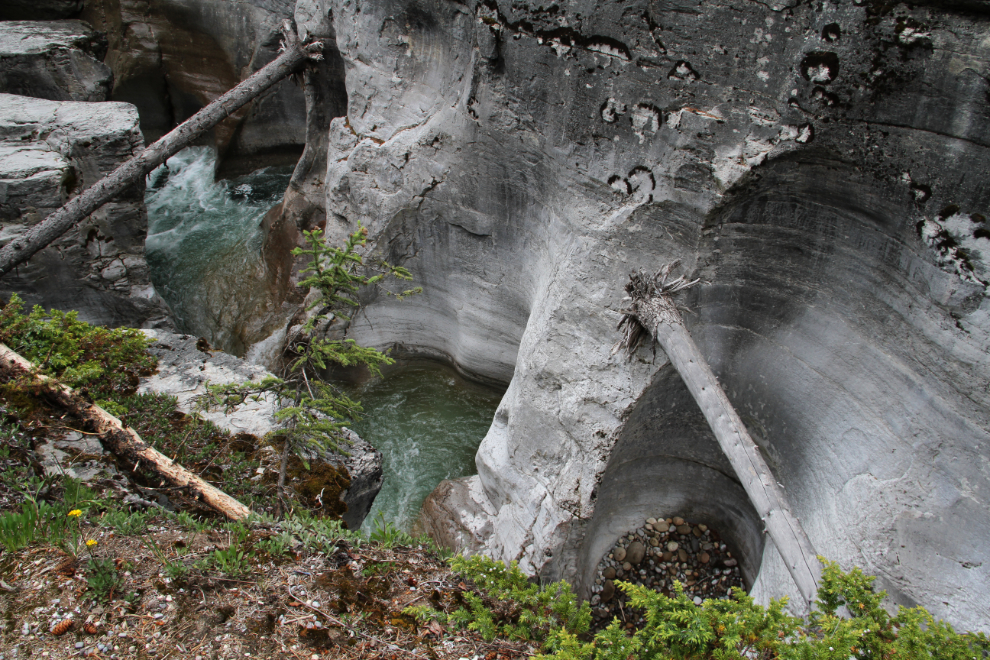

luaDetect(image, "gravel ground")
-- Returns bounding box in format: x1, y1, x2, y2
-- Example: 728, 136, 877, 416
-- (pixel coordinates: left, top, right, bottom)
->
588, 516, 744, 631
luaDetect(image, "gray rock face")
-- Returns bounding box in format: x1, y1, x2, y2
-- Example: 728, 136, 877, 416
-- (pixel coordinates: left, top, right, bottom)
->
138, 329, 382, 527
0, 0, 84, 21
82, 0, 312, 176
313, 0, 990, 628
0, 93, 169, 328
0, 21, 112, 102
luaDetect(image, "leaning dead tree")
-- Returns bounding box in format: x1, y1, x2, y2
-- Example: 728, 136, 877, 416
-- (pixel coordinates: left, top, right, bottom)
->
0, 343, 252, 520
613, 262, 822, 608
0, 21, 324, 279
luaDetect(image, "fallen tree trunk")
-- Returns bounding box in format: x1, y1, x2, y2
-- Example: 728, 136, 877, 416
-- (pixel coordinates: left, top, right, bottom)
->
0, 343, 252, 521
613, 263, 822, 609
0, 21, 323, 279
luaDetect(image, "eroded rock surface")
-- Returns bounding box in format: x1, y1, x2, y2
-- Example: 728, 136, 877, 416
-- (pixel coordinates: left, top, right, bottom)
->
0, 93, 169, 328
310, 0, 990, 628
81, 0, 312, 176
0, 21, 112, 102
138, 329, 382, 527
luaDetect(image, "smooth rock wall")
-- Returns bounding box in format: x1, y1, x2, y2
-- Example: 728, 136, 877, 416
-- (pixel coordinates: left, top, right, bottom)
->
312, 0, 990, 628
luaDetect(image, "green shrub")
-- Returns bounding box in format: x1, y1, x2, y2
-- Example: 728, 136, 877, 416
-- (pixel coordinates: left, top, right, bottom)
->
86, 557, 122, 601
0, 501, 39, 552
535, 558, 990, 660
369, 511, 413, 548
0, 294, 155, 400
101, 508, 150, 536
445, 554, 591, 643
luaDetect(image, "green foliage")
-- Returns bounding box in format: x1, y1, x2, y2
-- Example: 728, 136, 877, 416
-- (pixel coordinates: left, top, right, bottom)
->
86, 557, 122, 601
0, 294, 155, 399
197, 227, 418, 509
449, 554, 591, 643
101, 508, 150, 536
368, 511, 413, 548
530, 558, 990, 660
363, 560, 400, 577
169, 510, 209, 533
141, 536, 189, 580
279, 510, 362, 554
209, 544, 251, 577
257, 531, 293, 557
0, 476, 98, 554
0, 501, 39, 552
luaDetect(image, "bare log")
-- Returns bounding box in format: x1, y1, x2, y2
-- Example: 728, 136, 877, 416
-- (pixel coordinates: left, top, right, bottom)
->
0, 21, 323, 279
614, 263, 822, 609
0, 343, 252, 521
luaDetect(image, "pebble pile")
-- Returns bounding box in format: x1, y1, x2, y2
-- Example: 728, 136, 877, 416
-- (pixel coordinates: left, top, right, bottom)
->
589, 516, 744, 629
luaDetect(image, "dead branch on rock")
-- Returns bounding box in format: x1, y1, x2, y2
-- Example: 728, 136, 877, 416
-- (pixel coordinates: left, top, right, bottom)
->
0, 343, 252, 521
614, 262, 822, 609
0, 21, 324, 279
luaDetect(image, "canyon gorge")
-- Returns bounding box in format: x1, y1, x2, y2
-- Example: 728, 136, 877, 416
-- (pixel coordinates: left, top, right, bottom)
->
1, 0, 988, 630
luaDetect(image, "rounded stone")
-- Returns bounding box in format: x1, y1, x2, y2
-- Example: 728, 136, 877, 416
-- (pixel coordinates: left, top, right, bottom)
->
601, 580, 615, 602
700, 552, 710, 564
613, 547, 627, 562
622, 562, 632, 572
676, 524, 691, 535
672, 516, 685, 526
653, 521, 669, 532
667, 541, 679, 552
603, 567, 616, 580
626, 541, 646, 565
678, 548, 688, 563
646, 517, 657, 525
662, 551, 673, 561
649, 537, 659, 547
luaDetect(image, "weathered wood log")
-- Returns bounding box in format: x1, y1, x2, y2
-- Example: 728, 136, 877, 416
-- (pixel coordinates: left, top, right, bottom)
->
614, 263, 822, 609
0, 21, 323, 279
0, 343, 252, 520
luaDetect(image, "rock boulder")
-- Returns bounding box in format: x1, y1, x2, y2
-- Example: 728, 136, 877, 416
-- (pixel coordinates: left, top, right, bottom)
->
0, 93, 169, 328
0, 21, 112, 102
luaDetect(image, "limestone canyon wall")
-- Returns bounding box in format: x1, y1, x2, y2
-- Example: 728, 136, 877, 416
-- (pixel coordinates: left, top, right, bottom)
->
310, 0, 990, 628
81, 0, 307, 176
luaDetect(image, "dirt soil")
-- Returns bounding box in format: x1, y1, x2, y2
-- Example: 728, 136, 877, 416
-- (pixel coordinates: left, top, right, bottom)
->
0, 517, 534, 660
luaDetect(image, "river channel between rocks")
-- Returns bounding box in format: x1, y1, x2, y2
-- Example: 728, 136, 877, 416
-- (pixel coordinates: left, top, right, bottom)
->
143, 154, 505, 534
346, 361, 504, 534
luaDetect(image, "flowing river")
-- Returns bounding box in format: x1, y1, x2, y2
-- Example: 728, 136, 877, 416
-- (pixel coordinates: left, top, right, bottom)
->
144, 149, 503, 532
349, 361, 504, 533
145, 147, 292, 355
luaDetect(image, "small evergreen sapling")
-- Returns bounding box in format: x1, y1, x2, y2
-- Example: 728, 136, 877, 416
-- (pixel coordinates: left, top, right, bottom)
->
200, 227, 419, 513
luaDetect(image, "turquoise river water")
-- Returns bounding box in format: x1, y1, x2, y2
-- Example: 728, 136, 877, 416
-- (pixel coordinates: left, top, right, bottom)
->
144, 149, 504, 532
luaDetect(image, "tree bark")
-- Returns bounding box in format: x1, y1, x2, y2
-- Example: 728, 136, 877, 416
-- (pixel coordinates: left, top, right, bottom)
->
0, 22, 322, 279
615, 265, 822, 609
0, 343, 252, 521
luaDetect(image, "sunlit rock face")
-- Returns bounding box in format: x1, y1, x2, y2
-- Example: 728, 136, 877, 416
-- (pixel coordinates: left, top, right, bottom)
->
307, 0, 990, 627
0, 94, 169, 328
80, 0, 309, 176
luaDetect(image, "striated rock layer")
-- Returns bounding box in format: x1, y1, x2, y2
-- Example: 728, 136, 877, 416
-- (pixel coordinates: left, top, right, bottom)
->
307, 0, 990, 628
0, 93, 169, 328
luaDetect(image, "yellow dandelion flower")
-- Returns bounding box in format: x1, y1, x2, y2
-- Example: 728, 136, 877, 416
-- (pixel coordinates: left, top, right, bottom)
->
67, 509, 82, 518
86, 539, 98, 547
